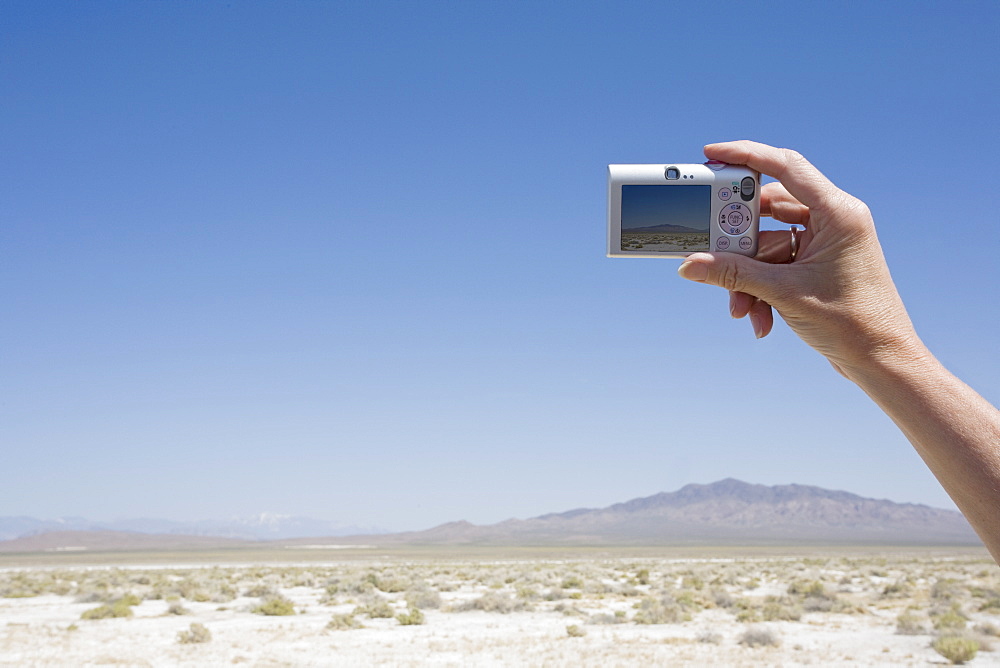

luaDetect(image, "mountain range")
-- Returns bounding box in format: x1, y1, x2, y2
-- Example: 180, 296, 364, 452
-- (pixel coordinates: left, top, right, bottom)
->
360, 478, 978, 546
623, 223, 703, 234
0, 512, 383, 542
0, 480, 981, 552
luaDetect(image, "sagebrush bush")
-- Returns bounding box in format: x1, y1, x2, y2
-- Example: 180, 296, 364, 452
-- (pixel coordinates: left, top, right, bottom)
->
454, 592, 526, 614
633, 596, 685, 624
588, 610, 626, 625
895, 611, 927, 635
252, 596, 296, 616
177, 622, 211, 644
933, 607, 968, 632
396, 606, 425, 626
739, 627, 780, 648
81, 597, 137, 620
932, 635, 979, 664
166, 603, 190, 615
405, 586, 442, 610
326, 613, 362, 630
761, 597, 802, 622
355, 595, 395, 619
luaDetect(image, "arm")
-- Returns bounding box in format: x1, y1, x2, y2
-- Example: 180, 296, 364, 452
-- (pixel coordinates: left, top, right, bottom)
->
677, 140, 1000, 561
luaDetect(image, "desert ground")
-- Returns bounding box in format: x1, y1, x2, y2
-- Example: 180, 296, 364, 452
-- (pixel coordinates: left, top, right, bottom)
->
621, 232, 709, 253
1, 547, 998, 667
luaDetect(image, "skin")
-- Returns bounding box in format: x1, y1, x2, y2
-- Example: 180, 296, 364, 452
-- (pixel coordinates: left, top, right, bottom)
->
677, 141, 1000, 563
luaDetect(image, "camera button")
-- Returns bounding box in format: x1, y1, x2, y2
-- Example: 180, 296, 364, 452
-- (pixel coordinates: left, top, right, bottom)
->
740, 176, 756, 201
718, 189, 732, 201
739, 236, 753, 251
715, 237, 731, 250
718, 203, 752, 235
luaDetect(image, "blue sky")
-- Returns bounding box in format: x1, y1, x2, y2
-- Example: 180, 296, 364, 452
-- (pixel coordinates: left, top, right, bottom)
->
3, 1, 998, 531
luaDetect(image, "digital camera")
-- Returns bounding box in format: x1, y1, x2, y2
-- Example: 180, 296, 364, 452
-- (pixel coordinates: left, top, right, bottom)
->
607, 162, 760, 258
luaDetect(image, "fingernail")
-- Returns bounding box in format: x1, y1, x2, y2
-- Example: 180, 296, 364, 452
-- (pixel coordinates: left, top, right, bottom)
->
750, 313, 764, 339
678, 261, 709, 282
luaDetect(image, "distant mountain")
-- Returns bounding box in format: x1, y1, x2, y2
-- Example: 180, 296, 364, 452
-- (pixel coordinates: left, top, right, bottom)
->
622, 224, 704, 234
0, 513, 385, 542
1, 481, 981, 552
0, 531, 253, 553
318, 479, 980, 547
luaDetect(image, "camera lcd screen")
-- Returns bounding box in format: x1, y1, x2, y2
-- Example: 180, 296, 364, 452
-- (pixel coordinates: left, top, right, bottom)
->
620, 184, 711, 252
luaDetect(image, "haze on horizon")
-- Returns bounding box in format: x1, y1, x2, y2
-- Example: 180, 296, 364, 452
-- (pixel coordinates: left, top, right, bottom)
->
2, 1, 998, 533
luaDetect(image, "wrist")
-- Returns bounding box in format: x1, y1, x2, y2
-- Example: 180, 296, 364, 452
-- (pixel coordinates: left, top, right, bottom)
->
836, 331, 937, 393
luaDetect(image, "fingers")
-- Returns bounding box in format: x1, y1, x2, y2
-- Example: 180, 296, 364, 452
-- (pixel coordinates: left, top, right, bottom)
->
729, 291, 775, 339
748, 297, 774, 339
755, 229, 799, 264
678, 252, 785, 303
704, 140, 837, 213
761, 182, 810, 225
729, 290, 754, 319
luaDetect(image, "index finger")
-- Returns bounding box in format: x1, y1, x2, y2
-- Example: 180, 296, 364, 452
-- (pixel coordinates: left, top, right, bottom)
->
705, 140, 837, 211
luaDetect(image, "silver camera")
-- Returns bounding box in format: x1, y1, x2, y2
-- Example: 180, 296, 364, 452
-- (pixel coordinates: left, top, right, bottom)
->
607, 162, 760, 258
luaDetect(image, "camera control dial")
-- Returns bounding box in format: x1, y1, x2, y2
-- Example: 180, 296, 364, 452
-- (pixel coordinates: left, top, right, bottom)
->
718, 203, 753, 236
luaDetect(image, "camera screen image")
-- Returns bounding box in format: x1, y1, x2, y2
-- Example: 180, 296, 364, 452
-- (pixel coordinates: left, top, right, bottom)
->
620, 184, 711, 252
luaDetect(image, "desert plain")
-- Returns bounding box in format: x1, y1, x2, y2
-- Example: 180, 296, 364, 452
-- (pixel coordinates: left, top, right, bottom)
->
1, 546, 998, 667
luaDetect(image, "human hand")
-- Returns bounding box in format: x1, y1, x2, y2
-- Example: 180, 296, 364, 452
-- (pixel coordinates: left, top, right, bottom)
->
677, 141, 923, 379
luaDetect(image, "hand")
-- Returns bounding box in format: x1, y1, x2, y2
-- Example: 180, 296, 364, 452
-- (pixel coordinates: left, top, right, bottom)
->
677, 141, 923, 379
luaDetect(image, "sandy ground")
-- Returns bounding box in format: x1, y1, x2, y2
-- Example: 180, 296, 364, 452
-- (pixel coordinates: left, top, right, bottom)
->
1, 552, 999, 667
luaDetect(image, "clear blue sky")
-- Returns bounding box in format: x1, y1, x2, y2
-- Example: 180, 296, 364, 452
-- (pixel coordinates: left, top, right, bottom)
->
3, 1, 998, 531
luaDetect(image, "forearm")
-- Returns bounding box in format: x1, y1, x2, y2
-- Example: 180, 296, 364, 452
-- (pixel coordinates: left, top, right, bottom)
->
842, 342, 1000, 561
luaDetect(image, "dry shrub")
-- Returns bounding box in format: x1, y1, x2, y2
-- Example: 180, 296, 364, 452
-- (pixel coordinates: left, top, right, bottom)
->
932, 636, 978, 664
177, 622, 211, 644
252, 596, 296, 616
396, 606, 425, 626
739, 626, 780, 648
454, 592, 526, 614
895, 611, 927, 635
633, 596, 685, 624
326, 613, 362, 630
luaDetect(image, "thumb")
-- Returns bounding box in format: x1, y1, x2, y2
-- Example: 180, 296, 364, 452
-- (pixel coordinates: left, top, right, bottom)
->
677, 252, 782, 301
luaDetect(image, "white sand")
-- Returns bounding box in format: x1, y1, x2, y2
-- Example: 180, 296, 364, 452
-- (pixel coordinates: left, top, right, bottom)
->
1, 554, 998, 666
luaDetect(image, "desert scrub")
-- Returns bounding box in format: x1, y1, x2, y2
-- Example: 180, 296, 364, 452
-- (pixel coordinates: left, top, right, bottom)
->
933, 606, 969, 632
760, 597, 803, 622
252, 596, 296, 616
895, 611, 927, 635
81, 595, 140, 620
738, 626, 780, 648
177, 622, 212, 644
881, 580, 913, 599
326, 613, 363, 630
565, 624, 586, 638
588, 610, 626, 625
697, 630, 722, 644
355, 595, 395, 619
633, 596, 686, 624
242, 584, 279, 599
932, 579, 965, 602
405, 585, 441, 610
453, 592, 527, 614
366, 572, 409, 594
932, 635, 979, 664
166, 603, 191, 615
396, 605, 425, 626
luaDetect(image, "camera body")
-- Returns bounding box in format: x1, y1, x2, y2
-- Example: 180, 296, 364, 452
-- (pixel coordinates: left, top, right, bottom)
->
607, 162, 760, 258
